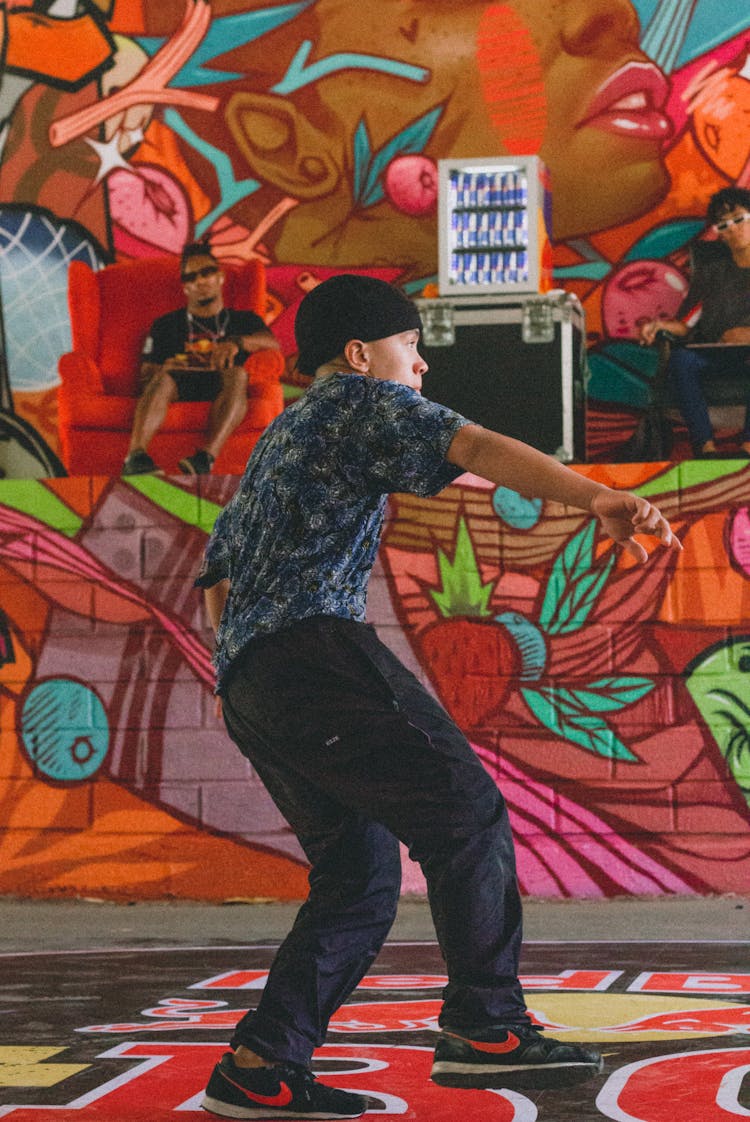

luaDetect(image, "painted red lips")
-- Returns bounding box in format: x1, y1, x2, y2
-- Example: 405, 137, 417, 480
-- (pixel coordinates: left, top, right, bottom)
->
578, 60, 672, 142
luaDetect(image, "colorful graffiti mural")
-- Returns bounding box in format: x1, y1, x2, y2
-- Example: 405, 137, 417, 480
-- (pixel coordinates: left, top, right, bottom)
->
0, 461, 749, 901
1, 0, 749, 902
0, 0, 749, 459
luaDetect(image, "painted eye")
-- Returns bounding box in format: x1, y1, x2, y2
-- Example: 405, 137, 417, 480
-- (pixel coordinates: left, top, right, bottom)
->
738, 654, 750, 673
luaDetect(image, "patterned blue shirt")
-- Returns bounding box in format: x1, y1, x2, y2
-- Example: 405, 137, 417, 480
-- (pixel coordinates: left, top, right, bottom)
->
197, 372, 470, 689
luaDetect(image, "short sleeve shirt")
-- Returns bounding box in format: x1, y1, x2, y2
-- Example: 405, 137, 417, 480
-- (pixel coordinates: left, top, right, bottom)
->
197, 373, 471, 690
142, 308, 267, 366
678, 240, 750, 342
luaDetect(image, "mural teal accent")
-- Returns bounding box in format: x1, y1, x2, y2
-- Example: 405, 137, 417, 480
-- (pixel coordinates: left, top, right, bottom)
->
493, 611, 547, 681
137, 1, 316, 87
163, 109, 260, 237
491, 488, 543, 530
634, 0, 750, 65
272, 41, 430, 96
21, 678, 110, 783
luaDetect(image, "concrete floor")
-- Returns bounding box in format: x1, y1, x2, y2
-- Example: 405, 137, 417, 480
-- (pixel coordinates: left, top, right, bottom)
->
1, 894, 747, 953
1, 895, 747, 1122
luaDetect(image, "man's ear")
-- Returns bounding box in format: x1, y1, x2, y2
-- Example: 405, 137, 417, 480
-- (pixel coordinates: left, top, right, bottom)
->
226, 92, 341, 199
343, 339, 368, 371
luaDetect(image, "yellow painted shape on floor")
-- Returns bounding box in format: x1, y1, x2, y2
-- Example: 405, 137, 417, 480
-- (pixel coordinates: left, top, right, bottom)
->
526, 993, 747, 1042
0, 1047, 88, 1087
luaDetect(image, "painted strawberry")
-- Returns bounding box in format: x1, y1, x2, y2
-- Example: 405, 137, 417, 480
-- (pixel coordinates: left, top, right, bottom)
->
420, 617, 522, 729
412, 513, 661, 754
414, 517, 546, 729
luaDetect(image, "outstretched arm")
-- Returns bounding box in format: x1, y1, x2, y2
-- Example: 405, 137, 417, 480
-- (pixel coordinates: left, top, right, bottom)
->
446, 425, 680, 563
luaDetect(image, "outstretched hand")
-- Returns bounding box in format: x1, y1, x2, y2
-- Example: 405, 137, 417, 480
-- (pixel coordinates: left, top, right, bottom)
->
590, 489, 682, 563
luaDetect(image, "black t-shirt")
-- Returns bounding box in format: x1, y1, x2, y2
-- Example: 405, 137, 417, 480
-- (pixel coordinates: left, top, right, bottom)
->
142, 307, 267, 368
678, 240, 750, 343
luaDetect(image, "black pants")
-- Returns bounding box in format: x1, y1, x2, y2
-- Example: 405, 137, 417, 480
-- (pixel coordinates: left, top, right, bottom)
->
221, 616, 528, 1066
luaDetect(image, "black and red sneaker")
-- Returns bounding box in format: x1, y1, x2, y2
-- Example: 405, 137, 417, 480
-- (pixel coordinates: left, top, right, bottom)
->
431, 1024, 604, 1090
201, 1052, 367, 1119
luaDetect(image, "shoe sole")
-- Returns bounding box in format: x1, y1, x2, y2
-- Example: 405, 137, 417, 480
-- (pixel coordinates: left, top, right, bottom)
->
431, 1056, 604, 1090
201, 1093, 365, 1119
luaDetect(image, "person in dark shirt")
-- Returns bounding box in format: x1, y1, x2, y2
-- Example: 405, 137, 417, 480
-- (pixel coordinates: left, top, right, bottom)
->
640, 186, 750, 459
122, 242, 281, 476
196, 274, 681, 1120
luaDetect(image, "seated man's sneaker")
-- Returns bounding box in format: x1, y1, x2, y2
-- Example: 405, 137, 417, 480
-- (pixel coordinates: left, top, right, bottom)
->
179, 449, 215, 475
122, 449, 157, 475
201, 1052, 367, 1119
431, 1024, 604, 1090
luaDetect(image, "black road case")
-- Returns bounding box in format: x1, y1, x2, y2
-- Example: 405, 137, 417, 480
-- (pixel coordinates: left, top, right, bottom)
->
416, 292, 586, 462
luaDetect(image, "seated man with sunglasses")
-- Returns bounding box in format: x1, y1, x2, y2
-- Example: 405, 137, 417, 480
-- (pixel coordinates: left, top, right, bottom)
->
639, 187, 750, 459
123, 242, 281, 475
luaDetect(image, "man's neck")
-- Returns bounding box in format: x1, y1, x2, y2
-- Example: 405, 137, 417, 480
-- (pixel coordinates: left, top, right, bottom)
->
187, 297, 224, 317
732, 245, 750, 268
315, 360, 355, 379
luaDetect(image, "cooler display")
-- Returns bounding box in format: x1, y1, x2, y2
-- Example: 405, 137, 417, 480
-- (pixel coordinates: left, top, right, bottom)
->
437, 156, 552, 296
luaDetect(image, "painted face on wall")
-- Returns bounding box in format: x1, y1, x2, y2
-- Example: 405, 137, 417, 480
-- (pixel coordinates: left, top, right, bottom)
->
189, 0, 672, 277
504, 0, 671, 238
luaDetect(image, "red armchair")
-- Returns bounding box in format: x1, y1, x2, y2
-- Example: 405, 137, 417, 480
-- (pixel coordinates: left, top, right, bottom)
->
58, 256, 285, 475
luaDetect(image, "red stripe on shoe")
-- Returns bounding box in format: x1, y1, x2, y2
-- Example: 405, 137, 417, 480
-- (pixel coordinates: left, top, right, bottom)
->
220, 1069, 294, 1106
444, 1030, 521, 1054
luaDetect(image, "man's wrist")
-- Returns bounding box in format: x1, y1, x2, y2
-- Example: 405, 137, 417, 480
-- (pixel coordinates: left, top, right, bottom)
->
588, 484, 616, 514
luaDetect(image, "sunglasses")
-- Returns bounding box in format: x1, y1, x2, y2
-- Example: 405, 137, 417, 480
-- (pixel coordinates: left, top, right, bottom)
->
712, 213, 750, 233
181, 265, 219, 283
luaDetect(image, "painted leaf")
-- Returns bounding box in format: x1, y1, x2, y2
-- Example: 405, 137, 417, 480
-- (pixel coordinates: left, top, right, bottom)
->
521, 687, 639, 761
578, 676, 656, 709
430, 517, 495, 617
553, 261, 613, 282
352, 119, 372, 206
623, 219, 705, 263
353, 105, 443, 208
550, 558, 615, 635
540, 521, 614, 635
540, 521, 594, 628
586, 342, 660, 409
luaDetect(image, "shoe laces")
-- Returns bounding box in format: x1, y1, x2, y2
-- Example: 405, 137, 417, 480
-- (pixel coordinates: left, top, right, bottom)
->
276, 1062, 315, 1096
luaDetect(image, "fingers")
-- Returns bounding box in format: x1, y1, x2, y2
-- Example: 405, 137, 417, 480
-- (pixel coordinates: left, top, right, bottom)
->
214, 344, 238, 371
630, 502, 683, 551
639, 320, 658, 346
621, 537, 648, 564
592, 491, 682, 559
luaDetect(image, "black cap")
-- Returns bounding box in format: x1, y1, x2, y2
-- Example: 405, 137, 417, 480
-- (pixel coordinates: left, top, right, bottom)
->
295, 274, 423, 376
